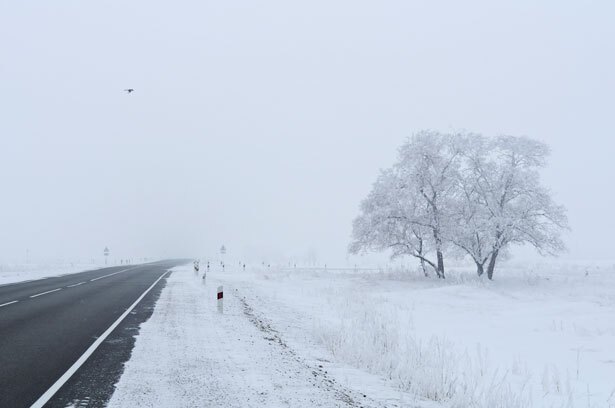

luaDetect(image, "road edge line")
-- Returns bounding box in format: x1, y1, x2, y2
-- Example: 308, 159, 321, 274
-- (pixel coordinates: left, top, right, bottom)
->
30, 270, 171, 408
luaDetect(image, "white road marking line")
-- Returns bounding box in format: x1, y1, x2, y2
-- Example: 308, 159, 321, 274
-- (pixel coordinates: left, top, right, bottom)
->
0, 300, 18, 308
30, 270, 170, 408
89, 266, 138, 282
67, 282, 86, 288
29, 288, 62, 298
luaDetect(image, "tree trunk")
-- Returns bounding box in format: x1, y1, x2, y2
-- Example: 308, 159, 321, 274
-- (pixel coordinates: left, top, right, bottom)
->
412, 254, 437, 277
419, 258, 428, 277
487, 249, 499, 280
476, 262, 484, 277
432, 227, 445, 279
417, 238, 428, 277
436, 250, 445, 279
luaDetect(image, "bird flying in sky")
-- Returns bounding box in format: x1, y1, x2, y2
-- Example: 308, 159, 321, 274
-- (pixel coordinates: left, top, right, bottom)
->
124, 88, 134, 94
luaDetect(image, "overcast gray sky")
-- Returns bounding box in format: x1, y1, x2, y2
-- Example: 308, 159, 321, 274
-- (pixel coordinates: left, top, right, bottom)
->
1, 1, 613, 264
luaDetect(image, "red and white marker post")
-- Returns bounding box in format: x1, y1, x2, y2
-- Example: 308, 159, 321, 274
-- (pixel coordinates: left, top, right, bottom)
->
217, 286, 223, 313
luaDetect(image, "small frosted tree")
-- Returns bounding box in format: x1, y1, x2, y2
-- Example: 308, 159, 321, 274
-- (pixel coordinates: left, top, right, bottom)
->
394, 131, 463, 278
471, 136, 568, 279
449, 133, 495, 276
349, 169, 436, 276
351, 131, 463, 278
450, 135, 568, 279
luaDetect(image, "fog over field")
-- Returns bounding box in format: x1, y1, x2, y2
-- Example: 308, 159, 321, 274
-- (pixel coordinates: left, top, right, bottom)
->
1, 1, 614, 264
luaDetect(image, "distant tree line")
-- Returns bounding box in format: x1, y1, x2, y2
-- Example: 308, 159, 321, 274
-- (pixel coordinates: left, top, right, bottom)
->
350, 131, 568, 279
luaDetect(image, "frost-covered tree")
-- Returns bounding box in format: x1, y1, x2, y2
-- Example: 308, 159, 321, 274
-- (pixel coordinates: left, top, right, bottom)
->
394, 131, 464, 278
351, 131, 463, 278
449, 133, 495, 277
461, 135, 568, 279
351, 130, 568, 280
349, 169, 435, 276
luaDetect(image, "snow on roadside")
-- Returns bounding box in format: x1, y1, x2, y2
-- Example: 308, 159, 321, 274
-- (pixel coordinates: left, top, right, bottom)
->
109, 262, 615, 408
0, 262, 104, 285
108, 266, 385, 408
219, 262, 615, 408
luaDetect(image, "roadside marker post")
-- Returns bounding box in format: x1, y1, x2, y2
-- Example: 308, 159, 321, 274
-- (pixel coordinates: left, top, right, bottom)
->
202, 270, 206, 285
194, 260, 200, 275
217, 286, 223, 313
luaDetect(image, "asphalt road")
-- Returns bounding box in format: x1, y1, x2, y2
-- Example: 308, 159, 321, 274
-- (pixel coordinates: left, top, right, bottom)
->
0, 260, 187, 408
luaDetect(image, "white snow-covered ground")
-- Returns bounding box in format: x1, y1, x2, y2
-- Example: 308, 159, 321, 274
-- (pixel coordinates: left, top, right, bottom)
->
108, 265, 389, 408
0, 262, 103, 286
111, 261, 615, 408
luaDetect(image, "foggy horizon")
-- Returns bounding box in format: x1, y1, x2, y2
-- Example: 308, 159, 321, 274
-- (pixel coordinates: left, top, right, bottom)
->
1, 1, 614, 265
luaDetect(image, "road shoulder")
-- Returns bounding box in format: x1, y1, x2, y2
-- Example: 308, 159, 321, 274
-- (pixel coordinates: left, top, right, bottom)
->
107, 266, 382, 408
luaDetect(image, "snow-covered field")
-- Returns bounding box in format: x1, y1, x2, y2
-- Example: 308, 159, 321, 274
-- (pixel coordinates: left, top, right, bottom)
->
0, 262, 103, 286
111, 261, 615, 408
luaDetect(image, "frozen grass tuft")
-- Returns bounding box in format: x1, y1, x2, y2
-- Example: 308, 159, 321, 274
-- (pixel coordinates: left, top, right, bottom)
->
314, 294, 534, 408
251, 263, 615, 407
